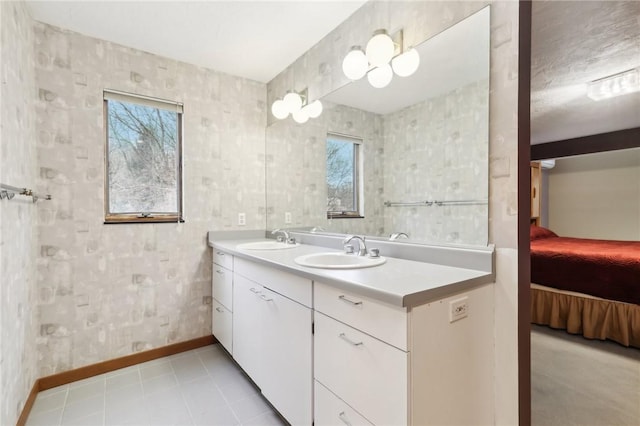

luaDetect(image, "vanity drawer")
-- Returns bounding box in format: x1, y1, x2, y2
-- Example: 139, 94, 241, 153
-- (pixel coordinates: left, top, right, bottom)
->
234, 257, 312, 307
315, 380, 373, 426
314, 281, 408, 350
212, 249, 233, 270
314, 313, 408, 426
212, 265, 232, 310
212, 300, 232, 354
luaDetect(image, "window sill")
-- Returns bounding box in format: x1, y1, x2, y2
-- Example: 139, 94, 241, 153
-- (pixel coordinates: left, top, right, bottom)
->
104, 215, 184, 224
327, 214, 365, 219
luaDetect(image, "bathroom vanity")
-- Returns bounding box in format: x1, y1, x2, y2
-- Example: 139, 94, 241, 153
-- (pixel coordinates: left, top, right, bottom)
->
209, 231, 495, 425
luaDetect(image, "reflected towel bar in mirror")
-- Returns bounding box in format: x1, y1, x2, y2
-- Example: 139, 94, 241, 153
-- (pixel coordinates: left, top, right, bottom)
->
384, 199, 488, 207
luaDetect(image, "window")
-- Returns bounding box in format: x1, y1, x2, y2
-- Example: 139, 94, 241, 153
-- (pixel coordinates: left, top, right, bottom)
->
326, 133, 363, 218
104, 90, 183, 223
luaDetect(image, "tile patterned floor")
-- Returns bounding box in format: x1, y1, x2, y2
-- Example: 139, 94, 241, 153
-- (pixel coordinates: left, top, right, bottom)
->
26, 344, 287, 426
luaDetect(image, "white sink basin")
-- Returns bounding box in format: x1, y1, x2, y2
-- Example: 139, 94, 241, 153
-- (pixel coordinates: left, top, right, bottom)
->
237, 241, 299, 250
294, 252, 386, 269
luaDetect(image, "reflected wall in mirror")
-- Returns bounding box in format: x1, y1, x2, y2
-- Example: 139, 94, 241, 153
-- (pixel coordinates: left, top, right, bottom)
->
266, 6, 490, 246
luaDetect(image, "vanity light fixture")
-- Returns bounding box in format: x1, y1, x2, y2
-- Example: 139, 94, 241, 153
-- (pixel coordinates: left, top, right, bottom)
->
342, 29, 420, 89
367, 63, 394, 88
342, 46, 369, 80
366, 29, 395, 67
587, 68, 640, 101
271, 88, 323, 123
391, 47, 420, 77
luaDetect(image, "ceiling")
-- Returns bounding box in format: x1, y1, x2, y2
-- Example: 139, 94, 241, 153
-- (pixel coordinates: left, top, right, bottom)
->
25, 1, 366, 83
531, 1, 640, 144
26, 1, 640, 145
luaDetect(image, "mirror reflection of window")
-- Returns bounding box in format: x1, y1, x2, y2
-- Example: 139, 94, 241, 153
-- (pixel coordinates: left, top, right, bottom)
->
326, 133, 362, 218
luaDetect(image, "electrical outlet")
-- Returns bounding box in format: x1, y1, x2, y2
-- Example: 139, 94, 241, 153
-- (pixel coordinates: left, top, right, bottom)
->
238, 213, 246, 226
285, 212, 292, 224
449, 297, 468, 323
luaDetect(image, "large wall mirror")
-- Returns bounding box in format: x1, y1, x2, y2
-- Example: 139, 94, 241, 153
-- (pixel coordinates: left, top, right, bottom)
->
266, 6, 490, 246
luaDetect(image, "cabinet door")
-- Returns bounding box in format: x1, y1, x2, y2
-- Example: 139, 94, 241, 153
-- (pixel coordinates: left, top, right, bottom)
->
212, 300, 232, 354
315, 380, 373, 426
212, 249, 233, 270
260, 286, 313, 426
212, 265, 232, 310
232, 273, 264, 386
315, 313, 408, 426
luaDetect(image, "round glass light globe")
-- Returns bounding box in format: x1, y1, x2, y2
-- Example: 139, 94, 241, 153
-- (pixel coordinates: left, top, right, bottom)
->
305, 100, 323, 118
391, 48, 420, 77
367, 64, 393, 88
292, 108, 310, 124
365, 31, 395, 67
283, 91, 302, 113
342, 48, 368, 80
271, 99, 289, 119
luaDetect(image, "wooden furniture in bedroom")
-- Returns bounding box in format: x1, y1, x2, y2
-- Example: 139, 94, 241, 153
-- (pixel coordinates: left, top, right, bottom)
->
530, 161, 541, 225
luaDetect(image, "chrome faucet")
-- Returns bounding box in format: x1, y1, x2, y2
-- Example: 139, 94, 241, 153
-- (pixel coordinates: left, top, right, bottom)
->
271, 228, 291, 243
343, 235, 367, 256
389, 232, 409, 240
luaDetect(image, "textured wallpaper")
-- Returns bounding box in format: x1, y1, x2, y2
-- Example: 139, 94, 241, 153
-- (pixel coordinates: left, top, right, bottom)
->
0, 1, 40, 424
266, 101, 385, 236
33, 22, 266, 375
383, 79, 489, 245
266, 80, 489, 245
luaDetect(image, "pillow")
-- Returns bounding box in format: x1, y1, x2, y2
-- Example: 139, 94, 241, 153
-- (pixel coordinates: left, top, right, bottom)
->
530, 224, 558, 240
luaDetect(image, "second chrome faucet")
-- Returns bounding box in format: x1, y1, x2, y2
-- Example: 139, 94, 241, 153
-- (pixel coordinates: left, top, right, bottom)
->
272, 228, 296, 244
343, 235, 367, 256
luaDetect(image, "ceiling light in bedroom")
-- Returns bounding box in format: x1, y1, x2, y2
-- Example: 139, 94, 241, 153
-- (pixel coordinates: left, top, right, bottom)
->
540, 159, 556, 169
587, 68, 640, 101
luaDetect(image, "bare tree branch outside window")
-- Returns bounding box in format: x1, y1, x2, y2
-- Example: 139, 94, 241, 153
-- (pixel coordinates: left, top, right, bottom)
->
326, 134, 360, 216
107, 99, 180, 217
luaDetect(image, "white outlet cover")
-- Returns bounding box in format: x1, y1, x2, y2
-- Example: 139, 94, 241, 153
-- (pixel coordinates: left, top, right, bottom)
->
238, 213, 246, 226
449, 296, 468, 323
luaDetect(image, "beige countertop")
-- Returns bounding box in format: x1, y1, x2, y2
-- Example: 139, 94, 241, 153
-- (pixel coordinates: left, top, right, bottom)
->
209, 237, 494, 308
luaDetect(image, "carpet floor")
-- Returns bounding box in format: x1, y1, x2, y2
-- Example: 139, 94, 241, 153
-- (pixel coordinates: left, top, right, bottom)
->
531, 325, 640, 426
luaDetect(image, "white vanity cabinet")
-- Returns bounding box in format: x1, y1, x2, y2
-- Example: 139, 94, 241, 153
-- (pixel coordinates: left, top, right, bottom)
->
231, 273, 264, 384
313, 280, 495, 426
232, 258, 313, 426
209, 236, 494, 425
314, 282, 408, 426
211, 250, 233, 353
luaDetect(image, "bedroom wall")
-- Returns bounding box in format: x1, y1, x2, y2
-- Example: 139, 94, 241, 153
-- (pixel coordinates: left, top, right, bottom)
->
33, 22, 266, 375
548, 148, 640, 240
0, 1, 40, 424
267, 1, 522, 423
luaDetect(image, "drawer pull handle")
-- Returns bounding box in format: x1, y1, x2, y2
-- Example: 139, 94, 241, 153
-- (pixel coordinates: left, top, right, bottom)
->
260, 294, 273, 302
249, 288, 261, 294
338, 412, 352, 426
215, 269, 225, 275
339, 295, 362, 306
339, 333, 363, 346
215, 307, 224, 313
216, 251, 225, 256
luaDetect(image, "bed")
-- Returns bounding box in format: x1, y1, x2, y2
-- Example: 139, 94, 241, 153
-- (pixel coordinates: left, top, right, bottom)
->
530, 225, 640, 348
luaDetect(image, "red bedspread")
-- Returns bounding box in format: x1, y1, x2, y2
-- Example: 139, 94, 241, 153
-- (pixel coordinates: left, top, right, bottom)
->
531, 234, 640, 305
